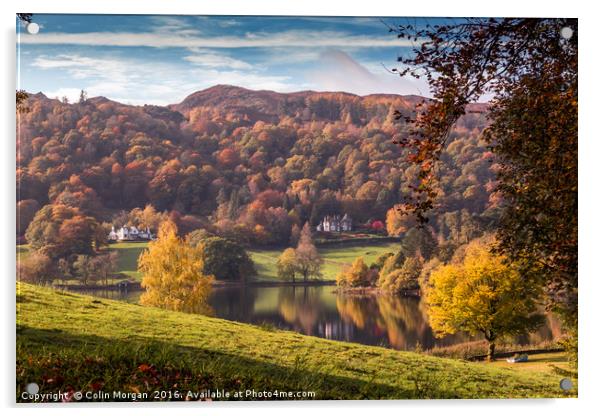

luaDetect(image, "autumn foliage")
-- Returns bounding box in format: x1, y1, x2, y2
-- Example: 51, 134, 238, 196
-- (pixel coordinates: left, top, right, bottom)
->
392, 18, 577, 330
424, 238, 544, 360
17, 85, 496, 248
139, 221, 214, 314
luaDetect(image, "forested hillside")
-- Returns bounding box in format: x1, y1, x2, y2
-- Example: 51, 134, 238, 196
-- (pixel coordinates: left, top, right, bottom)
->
17, 85, 497, 246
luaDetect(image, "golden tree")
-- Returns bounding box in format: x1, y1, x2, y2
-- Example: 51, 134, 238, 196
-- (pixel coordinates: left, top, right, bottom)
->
277, 248, 298, 282
336, 257, 372, 288
424, 238, 543, 361
139, 220, 214, 314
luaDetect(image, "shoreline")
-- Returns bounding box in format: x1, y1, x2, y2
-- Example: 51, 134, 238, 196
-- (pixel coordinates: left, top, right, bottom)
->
52, 279, 337, 291
332, 286, 421, 297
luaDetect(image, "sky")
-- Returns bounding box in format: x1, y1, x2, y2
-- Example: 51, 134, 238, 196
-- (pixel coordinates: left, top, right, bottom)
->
16, 14, 441, 106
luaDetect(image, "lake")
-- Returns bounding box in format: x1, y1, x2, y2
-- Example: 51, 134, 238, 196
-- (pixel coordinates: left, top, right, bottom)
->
79, 284, 560, 351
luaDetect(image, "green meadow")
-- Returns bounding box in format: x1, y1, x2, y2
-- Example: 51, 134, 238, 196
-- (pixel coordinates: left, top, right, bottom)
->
17, 242, 147, 282
16, 283, 573, 401
19, 241, 400, 283
250, 242, 399, 281
108, 241, 147, 280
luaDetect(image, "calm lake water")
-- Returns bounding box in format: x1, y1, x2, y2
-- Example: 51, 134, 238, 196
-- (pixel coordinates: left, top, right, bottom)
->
79, 285, 560, 351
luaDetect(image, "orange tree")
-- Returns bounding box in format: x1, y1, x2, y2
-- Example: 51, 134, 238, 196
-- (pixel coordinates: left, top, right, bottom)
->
391, 18, 577, 332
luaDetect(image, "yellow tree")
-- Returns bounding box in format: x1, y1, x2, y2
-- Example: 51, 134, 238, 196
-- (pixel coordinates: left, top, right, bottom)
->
277, 248, 298, 282
424, 239, 543, 360
336, 257, 372, 288
139, 220, 214, 314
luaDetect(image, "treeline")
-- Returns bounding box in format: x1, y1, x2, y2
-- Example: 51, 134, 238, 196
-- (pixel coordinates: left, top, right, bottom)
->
17, 85, 497, 248
335, 231, 547, 361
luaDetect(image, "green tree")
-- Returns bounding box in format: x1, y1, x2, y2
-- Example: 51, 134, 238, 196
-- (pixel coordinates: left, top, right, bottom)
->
378, 250, 405, 281
185, 228, 214, 246
16, 89, 29, 113
17, 199, 40, 237
73, 254, 116, 286
195, 236, 256, 282
139, 221, 214, 314
424, 238, 543, 360
371, 251, 394, 271
400, 227, 437, 260
78, 89, 88, 104
378, 257, 421, 293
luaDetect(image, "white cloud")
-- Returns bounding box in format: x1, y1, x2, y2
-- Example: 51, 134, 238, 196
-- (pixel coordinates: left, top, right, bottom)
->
261, 48, 321, 65
183, 49, 253, 70
29, 50, 430, 105
295, 16, 390, 28
148, 16, 203, 36
193, 17, 242, 28
194, 70, 295, 92
28, 53, 298, 105
20, 29, 417, 49
32, 55, 130, 84
43, 88, 82, 103
31, 54, 179, 104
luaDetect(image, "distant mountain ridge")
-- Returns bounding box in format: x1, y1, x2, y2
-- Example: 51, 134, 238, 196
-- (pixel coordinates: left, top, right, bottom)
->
171, 84, 429, 117
29, 84, 487, 123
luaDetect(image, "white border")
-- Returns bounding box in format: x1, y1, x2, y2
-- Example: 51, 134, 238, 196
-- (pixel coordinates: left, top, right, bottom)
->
2, 1, 599, 415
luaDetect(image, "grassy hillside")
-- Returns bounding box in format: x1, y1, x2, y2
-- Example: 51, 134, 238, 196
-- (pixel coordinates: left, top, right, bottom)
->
16, 283, 573, 401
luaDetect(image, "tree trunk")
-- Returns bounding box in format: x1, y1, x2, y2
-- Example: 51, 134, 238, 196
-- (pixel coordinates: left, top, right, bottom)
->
487, 341, 496, 361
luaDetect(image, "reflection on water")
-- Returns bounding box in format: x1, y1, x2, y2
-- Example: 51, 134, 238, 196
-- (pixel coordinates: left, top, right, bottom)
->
76, 285, 560, 351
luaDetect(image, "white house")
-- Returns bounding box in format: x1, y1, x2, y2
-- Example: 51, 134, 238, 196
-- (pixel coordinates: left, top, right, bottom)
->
108, 225, 154, 242
316, 214, 352, 233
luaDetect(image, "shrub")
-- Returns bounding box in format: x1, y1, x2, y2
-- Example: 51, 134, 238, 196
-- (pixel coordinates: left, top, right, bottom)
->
336, 257, 374, 288
17, 252, 53, 285
188, 233, 256, 282
378, 257, 421, 293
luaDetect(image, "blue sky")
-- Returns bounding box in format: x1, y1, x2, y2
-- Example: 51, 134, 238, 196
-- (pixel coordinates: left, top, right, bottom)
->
17, 14, 440, 105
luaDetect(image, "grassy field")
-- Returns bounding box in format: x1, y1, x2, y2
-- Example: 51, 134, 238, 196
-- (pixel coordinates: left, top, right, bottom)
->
18, 241, 399, 283
107, 242, 147, 280
17, 243, 147, 282
16, 282, 574, 401
250, 242, 399, 281
486, 352, 572, 377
